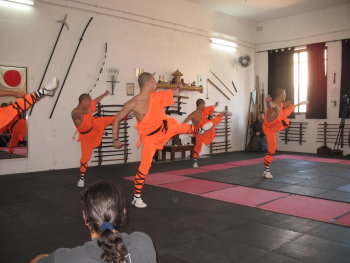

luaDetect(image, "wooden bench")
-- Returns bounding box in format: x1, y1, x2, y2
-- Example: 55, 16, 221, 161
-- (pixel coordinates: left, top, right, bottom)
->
161, 144, 194, 161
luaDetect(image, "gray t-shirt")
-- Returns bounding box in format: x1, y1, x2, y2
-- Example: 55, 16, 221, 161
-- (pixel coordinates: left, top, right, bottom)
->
39, 232, 156, 263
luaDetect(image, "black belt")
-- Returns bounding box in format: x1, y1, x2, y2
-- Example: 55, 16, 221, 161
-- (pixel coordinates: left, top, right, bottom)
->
147, 120, 168, 136
80, 126, 93, 134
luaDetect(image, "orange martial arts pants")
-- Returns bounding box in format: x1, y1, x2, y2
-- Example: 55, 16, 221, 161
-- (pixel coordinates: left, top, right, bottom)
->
134, 119, 194, 195
263, 105, 295, 168
79, 116, 115, 174
0, 93, 39, 129
9, 119, 26, 155
193, 114, 223, 159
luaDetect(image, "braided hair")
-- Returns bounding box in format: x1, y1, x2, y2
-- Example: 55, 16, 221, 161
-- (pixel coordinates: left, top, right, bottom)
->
81, 181, 127, 263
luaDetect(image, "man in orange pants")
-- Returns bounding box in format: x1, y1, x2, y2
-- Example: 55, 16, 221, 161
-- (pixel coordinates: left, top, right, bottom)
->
0, 77, 58, 130
183, 99, 228, 168
71, 90, 114, 187
8, 115, 26, 157
112, 72, 209, 208
263, 89, 308, 178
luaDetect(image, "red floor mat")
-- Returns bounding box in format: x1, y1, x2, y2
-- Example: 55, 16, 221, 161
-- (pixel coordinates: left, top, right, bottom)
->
335, 213, 350, 227
260, 195, 350, 223
161, 178, 233, 195
167, 167, 211, 176
202, 186, 289, 207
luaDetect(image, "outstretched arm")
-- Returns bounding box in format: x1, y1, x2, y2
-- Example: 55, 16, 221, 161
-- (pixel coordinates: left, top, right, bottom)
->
94, 90, 110, 104
295, 100, 309, 107
173, 83, 183, 95
183, 112, 193, 123
112, 100, 134, 148
0, 89, 25, 98
213, 102, 219, 107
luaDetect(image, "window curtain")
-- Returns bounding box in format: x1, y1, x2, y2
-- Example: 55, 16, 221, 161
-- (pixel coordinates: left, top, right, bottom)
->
306, 43, 327, 119
339, 39, 350, 117
268, 48, 295, 102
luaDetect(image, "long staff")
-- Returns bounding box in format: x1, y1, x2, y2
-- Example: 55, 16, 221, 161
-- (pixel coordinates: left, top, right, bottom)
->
49, 17, 93, 119
29, 14, 69, 116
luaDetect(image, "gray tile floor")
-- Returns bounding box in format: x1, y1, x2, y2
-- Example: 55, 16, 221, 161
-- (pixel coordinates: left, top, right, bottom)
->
0, 151, 350, 263
190, 155, 350, 203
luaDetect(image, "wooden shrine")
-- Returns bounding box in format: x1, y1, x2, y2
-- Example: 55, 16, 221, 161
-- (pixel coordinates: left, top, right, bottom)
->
156, 69, 203, 93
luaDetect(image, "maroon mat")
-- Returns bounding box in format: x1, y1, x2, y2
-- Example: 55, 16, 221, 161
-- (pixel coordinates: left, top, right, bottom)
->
260, 195, 350, 223
202, 186, 289, 207
336, 213, 350, 227
161, 178, 233, 195
167, 167, 211, 176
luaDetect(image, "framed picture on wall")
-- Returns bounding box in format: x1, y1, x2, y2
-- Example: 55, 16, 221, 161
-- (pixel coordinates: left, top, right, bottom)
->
0, 65, 27, 105
126, 83, 134, 96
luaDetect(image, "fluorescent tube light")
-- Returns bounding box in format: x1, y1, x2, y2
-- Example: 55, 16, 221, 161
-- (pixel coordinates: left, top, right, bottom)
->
2, 0, 34, 5
210, 38, 238, 48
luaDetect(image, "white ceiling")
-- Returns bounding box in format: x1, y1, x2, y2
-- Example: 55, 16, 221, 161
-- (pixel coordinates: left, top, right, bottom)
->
186, 0, 350, 21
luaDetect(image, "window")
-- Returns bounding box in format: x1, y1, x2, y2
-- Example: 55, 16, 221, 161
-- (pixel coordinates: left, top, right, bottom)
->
293, 48, 327, 113
294, 50, 308, 113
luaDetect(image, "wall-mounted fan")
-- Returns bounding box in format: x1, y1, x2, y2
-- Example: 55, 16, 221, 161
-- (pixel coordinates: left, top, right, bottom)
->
238, 55, 251, 68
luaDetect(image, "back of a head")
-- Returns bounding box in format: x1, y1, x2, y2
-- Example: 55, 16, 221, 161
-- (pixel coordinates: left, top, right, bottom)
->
81, 181, 127, 263
138, 72, 153, 88
274, 88, 286, 100
196, 99, 205, 108
78, 93, 90, 103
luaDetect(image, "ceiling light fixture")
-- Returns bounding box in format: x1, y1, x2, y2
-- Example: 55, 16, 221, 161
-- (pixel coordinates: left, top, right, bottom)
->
210, 38, 238, 48
2, 0, 34, 5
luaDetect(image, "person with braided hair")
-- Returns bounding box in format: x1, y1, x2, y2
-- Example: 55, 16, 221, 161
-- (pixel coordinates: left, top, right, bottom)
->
29, 181, 156, 263
0, 77, 58, 130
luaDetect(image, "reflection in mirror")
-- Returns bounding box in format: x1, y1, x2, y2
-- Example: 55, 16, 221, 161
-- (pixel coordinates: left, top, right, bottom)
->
0, 65, 28, 159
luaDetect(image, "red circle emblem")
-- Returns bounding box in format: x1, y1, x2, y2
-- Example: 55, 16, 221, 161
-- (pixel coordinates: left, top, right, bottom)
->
4, 70, 22, 87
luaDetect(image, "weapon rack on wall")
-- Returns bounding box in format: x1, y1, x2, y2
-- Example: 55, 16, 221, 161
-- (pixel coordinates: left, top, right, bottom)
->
279, 122, 308, 145
210, 106, 232, 154
93, 103, 131, 165
166, 95, 188, 116
317, 122, 350, 148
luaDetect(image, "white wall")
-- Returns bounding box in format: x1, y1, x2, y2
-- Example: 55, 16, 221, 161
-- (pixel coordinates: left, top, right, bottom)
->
255, 3, 350, 155
0, 0, 256, 175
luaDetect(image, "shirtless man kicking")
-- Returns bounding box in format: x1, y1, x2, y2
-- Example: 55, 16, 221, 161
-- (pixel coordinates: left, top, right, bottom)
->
183, 99, 228, 168
112, 72, 211, 208
71, 90, 114, 187
263, 88, 308, 178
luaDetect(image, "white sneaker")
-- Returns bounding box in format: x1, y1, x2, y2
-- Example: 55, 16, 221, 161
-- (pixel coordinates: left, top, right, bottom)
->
77, 178, 85, 187
39, 77, 58, 97
197, 121, 213, 135
193, 161, 199, 168
132, 197, 147, 208
263, 171, 273, 179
